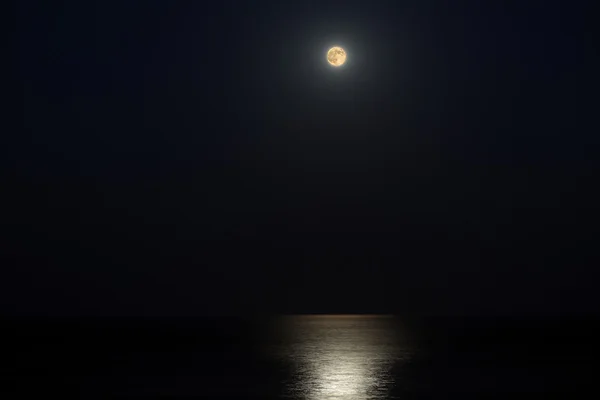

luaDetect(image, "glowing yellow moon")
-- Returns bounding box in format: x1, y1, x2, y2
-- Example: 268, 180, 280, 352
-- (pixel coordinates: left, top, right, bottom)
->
327, 47, 347, 67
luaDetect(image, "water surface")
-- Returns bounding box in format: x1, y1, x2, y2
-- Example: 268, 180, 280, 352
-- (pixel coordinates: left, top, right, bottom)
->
271, 315, 411, 399
4, 315, 598, 397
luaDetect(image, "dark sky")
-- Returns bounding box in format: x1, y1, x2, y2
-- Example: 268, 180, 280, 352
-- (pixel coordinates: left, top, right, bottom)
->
5, 0, 598, 316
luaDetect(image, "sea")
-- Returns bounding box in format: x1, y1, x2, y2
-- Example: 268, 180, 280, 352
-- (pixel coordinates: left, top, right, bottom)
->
3, 315, 598, 397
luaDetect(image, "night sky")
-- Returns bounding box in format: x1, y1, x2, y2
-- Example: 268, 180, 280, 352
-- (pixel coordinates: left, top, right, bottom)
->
6, 0, 598, 316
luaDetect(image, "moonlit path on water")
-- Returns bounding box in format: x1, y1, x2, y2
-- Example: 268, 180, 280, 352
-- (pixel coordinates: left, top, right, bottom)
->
271, 316, 412, 400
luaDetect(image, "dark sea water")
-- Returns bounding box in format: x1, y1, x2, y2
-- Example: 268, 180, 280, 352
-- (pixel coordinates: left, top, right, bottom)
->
3, 315, 598, 397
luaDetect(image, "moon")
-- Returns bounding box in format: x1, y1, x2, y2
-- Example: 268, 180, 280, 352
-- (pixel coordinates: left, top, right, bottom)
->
327, 47, 347, 67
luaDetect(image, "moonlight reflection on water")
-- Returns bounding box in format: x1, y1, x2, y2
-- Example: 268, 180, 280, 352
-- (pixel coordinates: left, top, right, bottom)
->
274, 315, 410, 400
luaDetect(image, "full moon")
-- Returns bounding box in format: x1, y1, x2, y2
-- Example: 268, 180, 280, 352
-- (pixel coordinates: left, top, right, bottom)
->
327, 47, 347, 67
